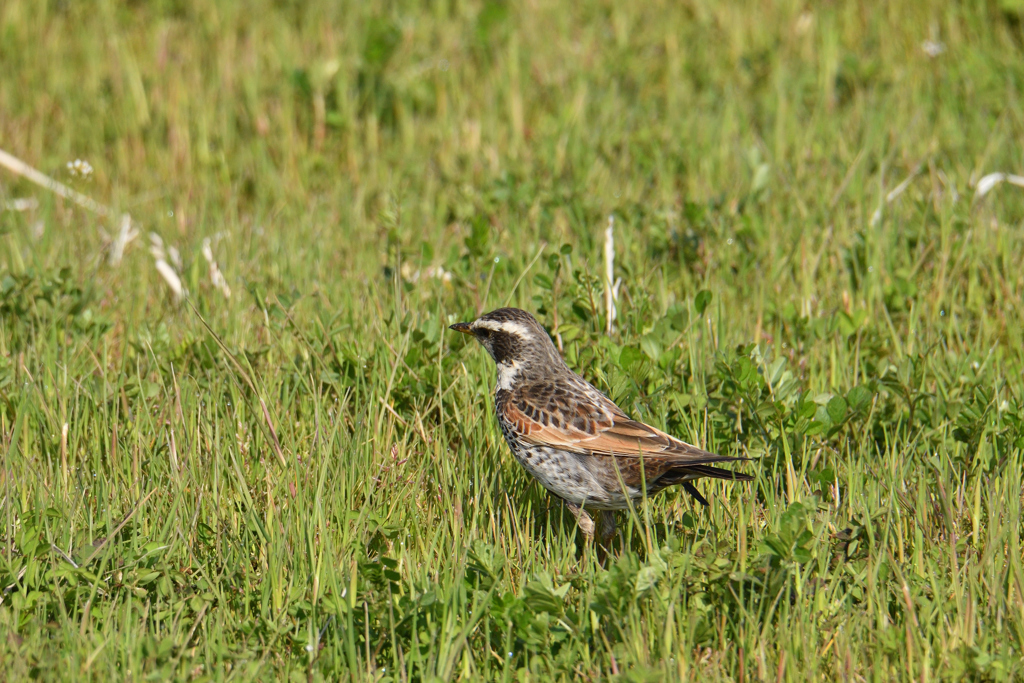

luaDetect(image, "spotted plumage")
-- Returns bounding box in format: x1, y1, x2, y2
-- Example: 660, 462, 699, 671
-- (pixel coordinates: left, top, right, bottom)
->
451, 307, 753, 544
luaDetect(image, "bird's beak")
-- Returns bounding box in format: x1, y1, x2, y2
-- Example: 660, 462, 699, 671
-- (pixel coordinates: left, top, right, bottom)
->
449, 322, 474, 335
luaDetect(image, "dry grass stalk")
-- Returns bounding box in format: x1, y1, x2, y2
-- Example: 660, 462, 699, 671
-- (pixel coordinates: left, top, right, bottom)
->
871, 164, 922, 226
974, 172, 1024, 199
0, 147, 112, 217
202, 237, 232, 298
604, 215, 621, 334
148, 233, 184, 301
109, 213, 139, 266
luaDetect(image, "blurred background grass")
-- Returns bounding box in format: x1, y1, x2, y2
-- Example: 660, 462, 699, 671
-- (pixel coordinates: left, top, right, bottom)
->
1, 0, 1024, 680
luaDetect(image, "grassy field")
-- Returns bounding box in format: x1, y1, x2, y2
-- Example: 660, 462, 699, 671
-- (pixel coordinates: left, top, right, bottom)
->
2, 0, 1024, 680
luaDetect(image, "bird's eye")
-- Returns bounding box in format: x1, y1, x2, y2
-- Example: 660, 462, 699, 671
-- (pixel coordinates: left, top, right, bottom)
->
477, 328, 491, 338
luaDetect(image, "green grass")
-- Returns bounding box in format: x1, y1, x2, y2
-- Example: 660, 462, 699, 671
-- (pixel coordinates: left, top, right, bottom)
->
1, 0, 1024, 680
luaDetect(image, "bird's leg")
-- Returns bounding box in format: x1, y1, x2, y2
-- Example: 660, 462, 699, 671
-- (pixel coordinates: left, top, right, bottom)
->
597, 511, 617, 548
562, 500, 596, 540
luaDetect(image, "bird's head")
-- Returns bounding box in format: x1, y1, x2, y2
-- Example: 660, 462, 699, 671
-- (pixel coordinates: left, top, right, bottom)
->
449, 308, 562, 382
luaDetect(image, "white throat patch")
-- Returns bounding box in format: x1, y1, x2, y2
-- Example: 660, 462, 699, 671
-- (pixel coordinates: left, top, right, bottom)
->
496, 360, 520, 391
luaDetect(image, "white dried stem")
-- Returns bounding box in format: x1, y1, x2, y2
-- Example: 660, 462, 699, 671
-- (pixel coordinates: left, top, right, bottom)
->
154, 261, 183, 301
108, 213, 139, 266
0, 148, 112, 217
202, 237, 232, 299
2, 198, 39, 212
604, 215, 620, 334
871, 164, 922, 226
974, 172, 1024, 199
168, 245, 182, 271
149, 233, 184, 301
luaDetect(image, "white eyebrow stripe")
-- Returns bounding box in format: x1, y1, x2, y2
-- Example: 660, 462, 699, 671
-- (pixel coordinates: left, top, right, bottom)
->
473, 320, 533, 337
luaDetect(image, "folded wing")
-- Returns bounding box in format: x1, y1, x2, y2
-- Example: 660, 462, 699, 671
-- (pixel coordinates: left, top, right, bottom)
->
504, 380, 747, 467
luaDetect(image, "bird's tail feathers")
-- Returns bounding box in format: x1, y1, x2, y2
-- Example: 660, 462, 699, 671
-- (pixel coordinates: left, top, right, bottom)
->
676, 463, 755, 482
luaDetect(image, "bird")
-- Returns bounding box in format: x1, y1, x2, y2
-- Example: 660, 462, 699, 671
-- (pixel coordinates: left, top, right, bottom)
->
450, 307, 753, 545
